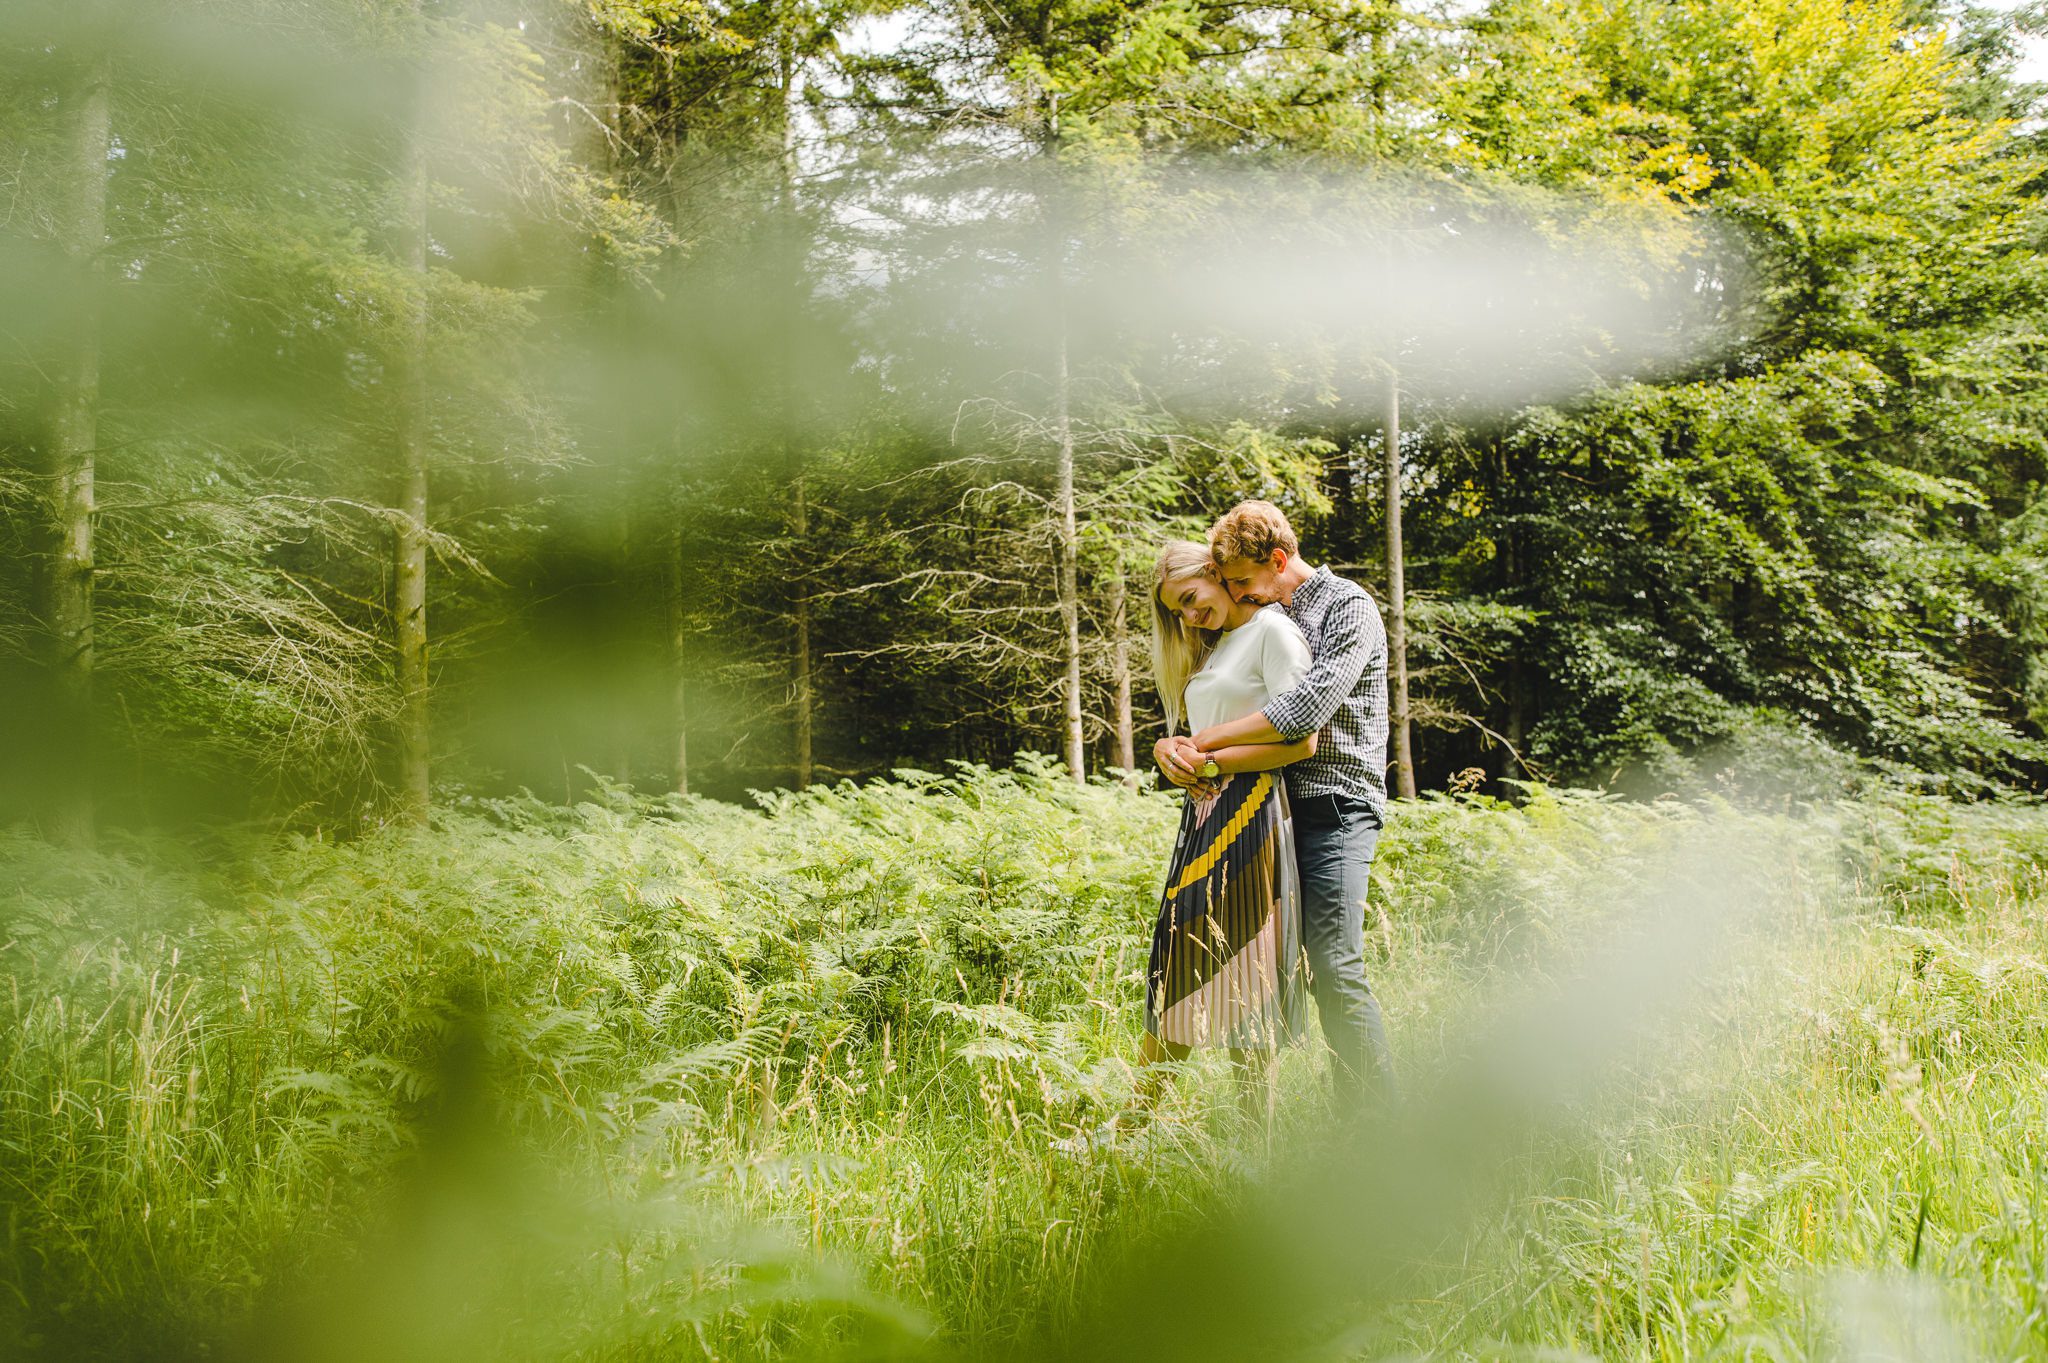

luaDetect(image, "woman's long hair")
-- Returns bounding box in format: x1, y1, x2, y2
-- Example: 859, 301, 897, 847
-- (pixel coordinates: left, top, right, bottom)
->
1149, 540, 1222, 734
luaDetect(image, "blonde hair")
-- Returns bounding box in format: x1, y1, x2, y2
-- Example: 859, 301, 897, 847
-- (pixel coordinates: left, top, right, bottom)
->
1149, 540, 1221, 734
1209, 499, 1299, 566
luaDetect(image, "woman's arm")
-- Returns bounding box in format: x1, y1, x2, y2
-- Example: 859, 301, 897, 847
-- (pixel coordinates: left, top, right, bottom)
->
1203, 730, 1318, 775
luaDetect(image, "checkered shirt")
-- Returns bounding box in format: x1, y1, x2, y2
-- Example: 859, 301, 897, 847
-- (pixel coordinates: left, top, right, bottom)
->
1262, 566, 1390, 820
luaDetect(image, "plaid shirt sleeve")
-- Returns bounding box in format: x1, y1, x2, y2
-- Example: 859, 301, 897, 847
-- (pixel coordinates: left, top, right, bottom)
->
1262, 594, 1380, 742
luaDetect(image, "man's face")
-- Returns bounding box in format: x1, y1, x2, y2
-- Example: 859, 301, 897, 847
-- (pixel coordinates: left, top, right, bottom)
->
1216, 551, 1286, 606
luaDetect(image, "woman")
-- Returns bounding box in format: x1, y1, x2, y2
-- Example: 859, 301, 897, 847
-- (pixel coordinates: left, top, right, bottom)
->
1134, 540, 1318, 1124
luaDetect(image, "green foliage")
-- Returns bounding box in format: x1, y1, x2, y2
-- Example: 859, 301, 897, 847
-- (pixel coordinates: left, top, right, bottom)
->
5, 772, 2048, 1358
6, 0, 2048, 811
1496, 349, 2048, 786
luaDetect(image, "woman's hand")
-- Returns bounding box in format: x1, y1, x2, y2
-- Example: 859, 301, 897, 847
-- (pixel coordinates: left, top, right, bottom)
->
1155, 735, 1222, 800
1153, 734, 1204, 788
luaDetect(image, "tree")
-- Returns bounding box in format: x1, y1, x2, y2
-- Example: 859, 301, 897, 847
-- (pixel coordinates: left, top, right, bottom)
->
1452, 0, 2048, 785
1, 1, 408, 829
1382, 363, 1416, 798
40, 28, 111, 846
391, 0, 433, 823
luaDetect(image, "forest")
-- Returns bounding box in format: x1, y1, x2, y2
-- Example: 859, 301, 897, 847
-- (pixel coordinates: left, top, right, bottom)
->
4, 0, 2046, 833
8, 2, 2048, 1361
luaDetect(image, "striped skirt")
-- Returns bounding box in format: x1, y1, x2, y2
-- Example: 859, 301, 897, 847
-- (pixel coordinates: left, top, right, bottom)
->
1144, 771, 1308, 1051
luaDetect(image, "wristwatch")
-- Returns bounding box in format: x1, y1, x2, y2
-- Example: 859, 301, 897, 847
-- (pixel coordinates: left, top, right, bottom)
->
1199, 758, 1220, 780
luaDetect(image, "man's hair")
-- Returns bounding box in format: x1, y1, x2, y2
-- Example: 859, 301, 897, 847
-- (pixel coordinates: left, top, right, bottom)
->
1209, 500, 1299, 565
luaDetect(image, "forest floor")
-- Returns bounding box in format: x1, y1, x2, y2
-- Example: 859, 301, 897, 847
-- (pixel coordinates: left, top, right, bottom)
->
4, 765, 2048, 1362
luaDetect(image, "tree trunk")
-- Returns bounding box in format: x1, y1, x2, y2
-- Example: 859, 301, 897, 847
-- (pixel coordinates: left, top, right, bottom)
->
666, 514, 690, 797
392, 25, 431, 825
1110, 557, 1135, 786
1054, 335, 1084, 784
659, 69, 693, 801
39, 49, 111, 847
779, 37, 814, 792
612, 506, 633, 786
582, 33, 632, 790
1495, 432, 1527, 782
1046, 98, 1085, 785
792, 474, 813, 789
1384, 364, 1416, 800
1056, 341, 1089, 785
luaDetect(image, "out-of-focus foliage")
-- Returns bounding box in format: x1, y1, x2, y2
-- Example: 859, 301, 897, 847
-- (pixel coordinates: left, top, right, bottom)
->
4, 771, 2048, 1358
0, 0, 666, 823
1, 0, 2044, 825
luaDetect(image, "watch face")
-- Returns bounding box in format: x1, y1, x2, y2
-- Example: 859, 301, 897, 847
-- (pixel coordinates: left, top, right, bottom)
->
1200, 760, 1220, 779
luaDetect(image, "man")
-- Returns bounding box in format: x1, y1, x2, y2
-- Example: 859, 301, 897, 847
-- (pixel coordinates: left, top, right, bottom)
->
1153, 499, 1396, 1105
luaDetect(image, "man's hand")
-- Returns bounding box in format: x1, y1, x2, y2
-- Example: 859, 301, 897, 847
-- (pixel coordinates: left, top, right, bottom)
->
1153, 734, 1204, 788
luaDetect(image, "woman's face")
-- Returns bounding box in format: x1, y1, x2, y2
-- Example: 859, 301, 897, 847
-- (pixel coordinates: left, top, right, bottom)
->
1160, 571, 1236, 632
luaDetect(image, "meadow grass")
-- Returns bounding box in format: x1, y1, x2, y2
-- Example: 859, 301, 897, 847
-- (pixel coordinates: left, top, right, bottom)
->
2, 762, 2046, 1361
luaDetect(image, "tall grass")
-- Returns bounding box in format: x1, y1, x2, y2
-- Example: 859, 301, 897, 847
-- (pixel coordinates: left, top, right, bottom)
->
1, 762, 2045, 1360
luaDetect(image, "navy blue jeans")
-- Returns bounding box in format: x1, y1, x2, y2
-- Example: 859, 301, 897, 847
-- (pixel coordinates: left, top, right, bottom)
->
1291, 792, 1396, 1102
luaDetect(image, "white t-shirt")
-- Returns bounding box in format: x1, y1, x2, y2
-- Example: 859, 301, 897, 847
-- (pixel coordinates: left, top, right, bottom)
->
1183, 605, 1313, 734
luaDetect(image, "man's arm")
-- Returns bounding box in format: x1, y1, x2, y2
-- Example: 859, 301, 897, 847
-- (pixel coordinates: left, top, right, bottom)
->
1257, 595, 1379, 742
1192, 710, 1285, 749
1207, 731, 1318, 774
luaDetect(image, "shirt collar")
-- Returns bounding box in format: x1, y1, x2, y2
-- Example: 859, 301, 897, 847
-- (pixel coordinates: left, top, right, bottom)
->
1286, 565, 1332, 612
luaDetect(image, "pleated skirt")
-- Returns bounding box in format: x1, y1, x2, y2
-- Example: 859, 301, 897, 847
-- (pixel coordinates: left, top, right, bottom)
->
1144, 771, 1308, 1051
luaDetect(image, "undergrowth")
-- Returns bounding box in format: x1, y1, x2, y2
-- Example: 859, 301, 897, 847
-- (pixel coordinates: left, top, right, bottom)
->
2, 759, 2045, 1361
